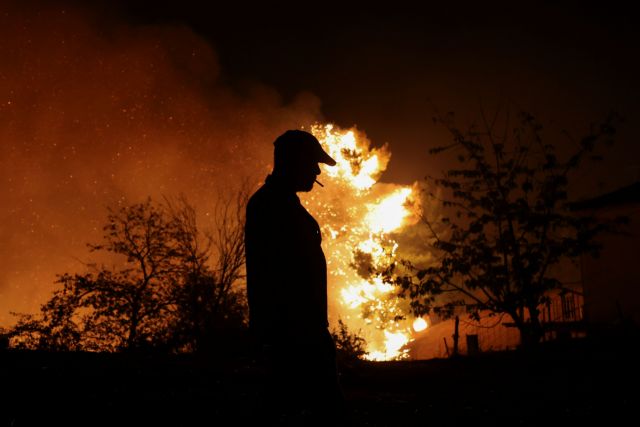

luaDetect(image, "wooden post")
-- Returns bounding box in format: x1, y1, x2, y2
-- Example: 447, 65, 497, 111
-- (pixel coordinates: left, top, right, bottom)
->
466, 334, 479, 356
452, 315, 460, 357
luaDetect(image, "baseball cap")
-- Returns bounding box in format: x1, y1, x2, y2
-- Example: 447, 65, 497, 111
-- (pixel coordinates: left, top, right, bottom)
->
273, 130, 337, 166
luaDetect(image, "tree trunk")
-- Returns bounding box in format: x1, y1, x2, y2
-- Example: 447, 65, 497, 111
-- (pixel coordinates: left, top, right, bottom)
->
518, 307, 544, 349
127, 300, 140, 350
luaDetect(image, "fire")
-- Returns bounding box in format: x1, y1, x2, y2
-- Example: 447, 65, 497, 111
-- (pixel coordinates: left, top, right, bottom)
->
413, 317, 428, 332
366, 331, 412, 361
366, 188, 413, 234
340, 277, 395, 310
301, 124, 427, 360
315, 124, 385, 191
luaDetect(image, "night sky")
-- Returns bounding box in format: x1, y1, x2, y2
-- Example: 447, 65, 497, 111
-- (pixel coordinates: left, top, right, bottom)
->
1, 0, 639, 323
118, 0, 640, 187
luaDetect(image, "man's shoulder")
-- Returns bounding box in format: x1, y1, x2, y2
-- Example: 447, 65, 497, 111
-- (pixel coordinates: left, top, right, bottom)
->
247, 181, 298, 210
247, 184, 275, 210
247, 184, 285, 221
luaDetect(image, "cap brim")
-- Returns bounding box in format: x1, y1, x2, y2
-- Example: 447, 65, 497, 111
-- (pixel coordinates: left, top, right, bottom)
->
318, 149, 337, 166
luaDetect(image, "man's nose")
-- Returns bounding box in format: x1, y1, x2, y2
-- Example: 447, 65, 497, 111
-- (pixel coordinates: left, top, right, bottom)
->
314, 163, 321, 175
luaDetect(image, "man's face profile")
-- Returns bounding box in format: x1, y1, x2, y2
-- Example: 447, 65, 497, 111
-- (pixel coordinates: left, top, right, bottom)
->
272, 129, 334, 192
291, 156, 321, 192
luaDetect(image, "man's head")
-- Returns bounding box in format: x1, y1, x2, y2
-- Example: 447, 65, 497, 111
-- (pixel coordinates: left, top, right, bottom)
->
272, 130, 336, 192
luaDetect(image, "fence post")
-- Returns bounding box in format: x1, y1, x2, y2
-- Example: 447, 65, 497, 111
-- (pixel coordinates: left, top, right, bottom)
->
452, 316, 460, 357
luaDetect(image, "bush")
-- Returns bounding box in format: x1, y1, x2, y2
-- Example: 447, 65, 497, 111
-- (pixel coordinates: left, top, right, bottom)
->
331, 319, 367, 362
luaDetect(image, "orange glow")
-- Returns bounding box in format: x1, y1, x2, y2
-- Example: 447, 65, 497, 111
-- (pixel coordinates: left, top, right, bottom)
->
0, 4, 324, 326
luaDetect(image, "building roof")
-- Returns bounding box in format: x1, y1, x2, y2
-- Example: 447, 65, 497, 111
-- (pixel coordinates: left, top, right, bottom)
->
569, 181, 640, 211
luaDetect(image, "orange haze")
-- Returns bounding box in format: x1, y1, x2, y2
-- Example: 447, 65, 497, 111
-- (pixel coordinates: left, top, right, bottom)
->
0, 2, 322, 324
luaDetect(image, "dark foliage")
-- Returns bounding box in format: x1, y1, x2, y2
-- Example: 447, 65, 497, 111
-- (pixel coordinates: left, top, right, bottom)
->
9, 194, 248, 353
392, 110, 623, 346
3, 336, 637, 426
331, 318, 367, 362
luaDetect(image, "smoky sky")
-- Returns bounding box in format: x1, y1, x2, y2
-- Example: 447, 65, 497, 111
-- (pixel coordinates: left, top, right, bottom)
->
114, 0, 640, 188
0, 1, 322, 324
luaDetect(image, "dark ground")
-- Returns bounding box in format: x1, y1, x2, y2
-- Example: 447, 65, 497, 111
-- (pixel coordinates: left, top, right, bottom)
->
1, 336, 639, 426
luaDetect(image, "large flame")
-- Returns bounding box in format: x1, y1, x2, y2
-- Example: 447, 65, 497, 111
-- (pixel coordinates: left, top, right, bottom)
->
367, 188, 413, 234
301, 124, 425, 360
317, 125, 381, 190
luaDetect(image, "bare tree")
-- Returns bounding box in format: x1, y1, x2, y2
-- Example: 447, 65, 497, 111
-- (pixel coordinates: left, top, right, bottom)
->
167, 190, 249, 352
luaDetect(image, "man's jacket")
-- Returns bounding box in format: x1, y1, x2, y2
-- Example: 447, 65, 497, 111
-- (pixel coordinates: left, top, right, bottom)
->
245, 174, 328, 344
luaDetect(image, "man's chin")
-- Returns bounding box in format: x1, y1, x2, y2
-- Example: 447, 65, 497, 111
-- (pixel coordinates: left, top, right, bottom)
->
297, 181, 315, 192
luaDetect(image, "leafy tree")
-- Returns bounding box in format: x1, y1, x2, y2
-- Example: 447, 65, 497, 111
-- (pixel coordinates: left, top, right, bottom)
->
9, 195, 248, 353
394, 110, 620, 347
0, 327, 11, 350
11, 273, 104, 351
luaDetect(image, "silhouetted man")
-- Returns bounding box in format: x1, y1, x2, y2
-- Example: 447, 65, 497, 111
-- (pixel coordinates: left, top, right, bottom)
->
245, 129, 343, 422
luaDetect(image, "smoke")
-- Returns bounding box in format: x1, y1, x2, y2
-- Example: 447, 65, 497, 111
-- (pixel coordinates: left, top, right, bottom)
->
0, 2, 323, 325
